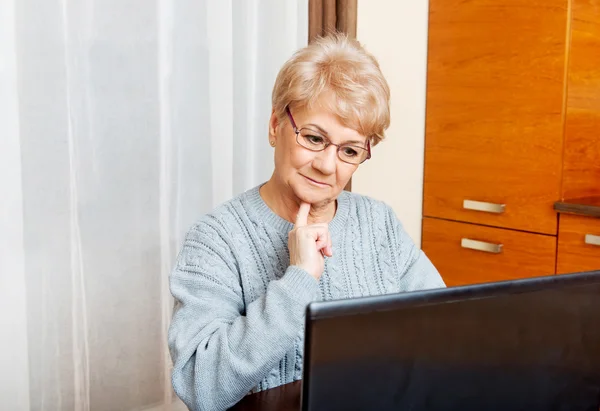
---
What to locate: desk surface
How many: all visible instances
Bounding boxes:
[228,381,600,411]
[229,381,301,411]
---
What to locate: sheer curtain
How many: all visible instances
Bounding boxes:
[0,0,307,410]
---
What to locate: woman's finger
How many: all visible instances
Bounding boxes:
[315,238,328,250]
[294,202,311,227]
[325,231,333,257]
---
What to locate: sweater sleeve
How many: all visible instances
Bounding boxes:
[168,220,319,411]
[385,205,446,291]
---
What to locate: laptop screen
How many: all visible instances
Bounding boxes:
[303,271,600,411]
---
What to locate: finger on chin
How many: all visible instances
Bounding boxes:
[295,202,311,227]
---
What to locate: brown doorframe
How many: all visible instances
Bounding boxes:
[308,0,357,191]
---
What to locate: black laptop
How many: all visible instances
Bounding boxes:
[302,270,600,411]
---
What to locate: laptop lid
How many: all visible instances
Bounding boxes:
[302,271,600,411]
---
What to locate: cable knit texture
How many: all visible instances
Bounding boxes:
[168,184,445,411]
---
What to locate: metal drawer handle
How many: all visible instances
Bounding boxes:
[463,199,506,214]
[585,234,600,246]
[461,238,503,254]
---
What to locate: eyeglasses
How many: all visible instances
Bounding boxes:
[285,107,371,165]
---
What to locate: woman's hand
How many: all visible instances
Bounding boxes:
[288,202,333,280]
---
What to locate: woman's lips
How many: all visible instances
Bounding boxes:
[302,175,329,187]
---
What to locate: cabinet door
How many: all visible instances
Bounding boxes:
[562,0,600,199]
[423,0,567,235]
[557,214,600,274]
[422,217,557,287]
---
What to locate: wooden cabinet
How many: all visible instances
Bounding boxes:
[422,217,557,287]
[423,0,567,235]
[557,214,600,274]
[422,0,600,285]
[561,0,600,200]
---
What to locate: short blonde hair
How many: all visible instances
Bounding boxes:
[272,32,390,146]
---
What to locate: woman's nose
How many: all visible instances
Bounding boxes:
[313,145,338,175]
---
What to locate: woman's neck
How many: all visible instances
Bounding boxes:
[260,176,336,225]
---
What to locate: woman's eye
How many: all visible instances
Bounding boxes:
[307,135,325,144]
[342,147,358,157]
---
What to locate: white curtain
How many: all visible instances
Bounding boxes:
[0,0,308,410]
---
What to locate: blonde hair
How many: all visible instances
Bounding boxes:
[271,32,390,146]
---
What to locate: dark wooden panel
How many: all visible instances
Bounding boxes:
[554,196,600,218]
[230,381,301,411]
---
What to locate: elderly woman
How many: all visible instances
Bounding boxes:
[168,33,445,411]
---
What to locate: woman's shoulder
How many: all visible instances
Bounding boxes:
[341,192,416,253]
[185,187,257,241]
[341,190,411,234]
[342,190,394,219]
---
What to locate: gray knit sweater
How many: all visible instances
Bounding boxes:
[168,185,445,411]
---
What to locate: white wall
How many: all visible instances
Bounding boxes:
[353,0,430,245]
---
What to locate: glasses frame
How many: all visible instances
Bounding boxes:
[285,106,371,165]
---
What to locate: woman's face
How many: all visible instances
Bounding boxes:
[269,99,369,207]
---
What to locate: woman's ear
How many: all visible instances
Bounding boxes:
[269,109,279,142]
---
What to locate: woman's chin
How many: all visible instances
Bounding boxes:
[291,183,337,205]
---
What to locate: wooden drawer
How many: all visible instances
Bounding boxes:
[422,217,557,287]
[557,214,600,274]
[423,0,567,235]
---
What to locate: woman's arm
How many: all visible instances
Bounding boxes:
[168,220,318,411]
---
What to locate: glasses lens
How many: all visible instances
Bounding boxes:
[296,128,370,165]
[298,129,327,151]
[338,145,368,164]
